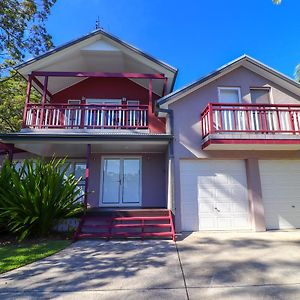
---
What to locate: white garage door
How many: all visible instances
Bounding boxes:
[259,160,300,229]
[180,160,250,231]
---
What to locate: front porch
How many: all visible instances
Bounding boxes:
[0,133,172,210]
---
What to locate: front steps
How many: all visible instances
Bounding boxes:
[73,209,175,241]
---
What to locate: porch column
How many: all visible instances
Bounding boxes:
[84,144,91,208]
[7,144,14,164]
[245,158,266,231]
[22,74,32,128]
[39,76,48,129]
[148,79,153,113]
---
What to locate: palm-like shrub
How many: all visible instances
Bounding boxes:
[0,158,84,240]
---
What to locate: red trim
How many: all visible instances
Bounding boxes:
[32,76,52,98]
[31,71,166,79]
[84,144,91,208]
[39,76,48,128]
[23,103,149,130]
[201,102,300,137]
[202,138,300,149]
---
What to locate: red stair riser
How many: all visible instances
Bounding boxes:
[74,209,175,241]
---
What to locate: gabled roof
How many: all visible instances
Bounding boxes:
[158,55,300,108]
[16,29,178,96]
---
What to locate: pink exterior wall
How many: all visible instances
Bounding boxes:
[51,77,166,133]
[169,66,300,231]
[88,153,167,208]
[170,66,300,160]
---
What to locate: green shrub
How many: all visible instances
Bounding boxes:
[0,158,84,240]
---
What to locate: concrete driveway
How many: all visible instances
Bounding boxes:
[0,231,300,299]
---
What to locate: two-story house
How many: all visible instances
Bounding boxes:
[1,30,300,238]
[0,30,177,239]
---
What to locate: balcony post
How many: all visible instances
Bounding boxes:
[84,144,91,209]
[208,103,214,134]
[148,79,153,113]
[39,76,48,129]
[22,74,32,128]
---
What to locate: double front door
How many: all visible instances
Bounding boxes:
[100,158,141,207]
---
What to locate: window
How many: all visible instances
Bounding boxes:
[218,87,241,104]
[68,99,81,105]
[217,87,242,131]
[127,100,140,106]
[64,161,86,201]
[250,88,270,104]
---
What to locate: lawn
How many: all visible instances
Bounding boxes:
[0,240,71,274]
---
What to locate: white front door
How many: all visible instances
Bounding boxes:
[100,158,141,207]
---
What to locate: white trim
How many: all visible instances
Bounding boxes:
[68,99,81,105]
[99,156,142,207]
[217,87,242,103]
[249,87,273,104]
[86,99,122,105]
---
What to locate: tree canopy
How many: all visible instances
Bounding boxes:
[0,73,39,132]
[0,0,57,76]
[0,0,56,133]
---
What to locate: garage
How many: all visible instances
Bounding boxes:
[180,160,251,231]
[259,160,300,230]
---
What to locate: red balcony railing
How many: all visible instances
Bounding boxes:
[201,103,300,137]
[23,103,148,129]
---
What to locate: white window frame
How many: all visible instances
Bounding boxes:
[249,87,273,104]
[218,87,242,104]
[68,99,81,105]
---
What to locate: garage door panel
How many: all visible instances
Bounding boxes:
[259,160,300,230]
[181,160,250,231]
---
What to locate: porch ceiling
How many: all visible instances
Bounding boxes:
[0,133,171,157]
[17,32,176,96]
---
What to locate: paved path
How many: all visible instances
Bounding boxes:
[1,231,300,299]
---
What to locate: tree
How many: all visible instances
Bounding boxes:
[0,73,40,132]
[0,0,57,76]
[0,0,56,132]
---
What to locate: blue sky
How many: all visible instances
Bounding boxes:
[46,0,300,90]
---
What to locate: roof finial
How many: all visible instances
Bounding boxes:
[95,17,100,30]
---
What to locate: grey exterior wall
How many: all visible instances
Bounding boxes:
[168,66,300,231]
[88,153,167,208]
[2,152,167,208]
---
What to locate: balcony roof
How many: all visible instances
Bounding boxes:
[16,29,178,96]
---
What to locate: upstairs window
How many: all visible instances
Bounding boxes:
[218,87,241,104]
[250,88,271,104]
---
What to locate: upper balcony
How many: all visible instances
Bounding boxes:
[23,102,149,130]
[201,103,300,150]
[21,71,168,134]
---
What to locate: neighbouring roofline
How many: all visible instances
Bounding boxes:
[158,55,300,107]
[15,29,178,76]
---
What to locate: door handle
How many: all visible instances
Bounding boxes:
[214,207,220,212]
